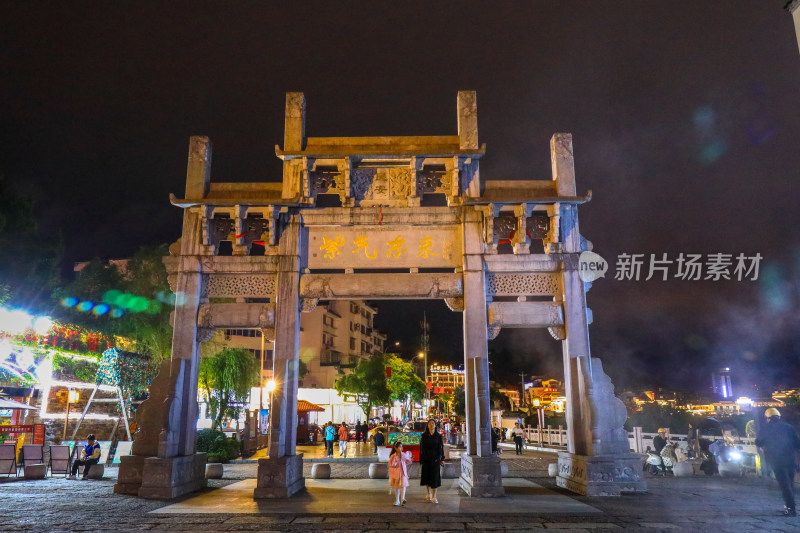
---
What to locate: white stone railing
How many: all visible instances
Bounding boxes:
[514,426,758,455]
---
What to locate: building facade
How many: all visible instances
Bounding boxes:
[711,367,733,399]
[212,300,386,390]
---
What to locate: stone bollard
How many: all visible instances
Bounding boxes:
[24,464,47,480]
[205,463,223,479]
[548,463,559,477]
[86,464,105,480]
[368,463,388,479]
[672,461,693,477]
[311,463,331,479]
[377,447,391,462]
[440,462,460,479]
[718,462,741,478]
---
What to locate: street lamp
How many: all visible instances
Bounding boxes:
[63,389,80,440]
[266,379,276,410]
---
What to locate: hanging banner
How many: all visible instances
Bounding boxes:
[33,424,45,444]
[0,425,32,433]
[260,409,269,435]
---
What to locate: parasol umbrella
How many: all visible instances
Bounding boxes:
[0,397,37,410]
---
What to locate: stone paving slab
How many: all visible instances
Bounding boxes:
[152,478,600,515]
[2,454,800,532]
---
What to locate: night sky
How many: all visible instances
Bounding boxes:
[3,3,800,396]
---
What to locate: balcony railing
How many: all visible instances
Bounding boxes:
[319,350,343,366]
[339,354,358,368]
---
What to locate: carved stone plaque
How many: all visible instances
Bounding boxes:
[307,225,462,269]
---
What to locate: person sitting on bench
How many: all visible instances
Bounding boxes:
[68,434,101,479]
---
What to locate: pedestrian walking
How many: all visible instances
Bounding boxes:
[512,423,524,455]
[420,419,445,503]
[388,441,412,506]
[338,422,349,457]
[324,421,335,457]
[755,408,800,516]
[373,428,385,454]
[687,423,701,459]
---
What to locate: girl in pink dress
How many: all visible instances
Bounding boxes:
[388,441,413,506]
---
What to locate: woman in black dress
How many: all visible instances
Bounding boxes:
[419,419,445,503]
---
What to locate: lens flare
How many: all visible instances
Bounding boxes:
[103,290,122,306]
[129,296,149,313]
[93,304,110,316]
[110,308,125,319]
[62,297,79,308]
[77,301,94,312]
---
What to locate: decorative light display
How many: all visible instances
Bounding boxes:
[0,305,141,421]
[96,348,152,397]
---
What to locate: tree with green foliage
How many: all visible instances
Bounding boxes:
[385,353,426,417]
[335,353,392,418]
[490,385,510,411]
[198,347,260,430]
[0,174,62,309]
[54,244,174,362]
[453,385,466,418]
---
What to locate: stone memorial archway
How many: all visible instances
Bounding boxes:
[114,92,645,500]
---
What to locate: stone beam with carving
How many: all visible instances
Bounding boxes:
[299,273,462,300]
[196,303,276,329]
[487,302,564,328]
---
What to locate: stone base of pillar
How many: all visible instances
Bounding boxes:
[253,454,305,499]
[114,454,146,495]
[556,451,647,496]
[128,454,208,500]
[457,453,504,497]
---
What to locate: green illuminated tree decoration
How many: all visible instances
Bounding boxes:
[96,348,152,398]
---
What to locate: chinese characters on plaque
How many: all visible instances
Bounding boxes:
[309,227,462,269]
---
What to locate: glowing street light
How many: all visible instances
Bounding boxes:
[33,316,53,335]
[0,307,32,335]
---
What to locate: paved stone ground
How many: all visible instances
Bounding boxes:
[1,453,798,532]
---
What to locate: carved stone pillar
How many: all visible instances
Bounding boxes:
[551,135,646,496]
[458,208,503,497]
[115,141,210,500]
[255,215,305,498]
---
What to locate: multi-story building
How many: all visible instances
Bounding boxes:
[213,300,386,390]
[427,364,464,394]
[711,368,734,399]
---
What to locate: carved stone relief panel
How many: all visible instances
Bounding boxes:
[206,275,277,298]
[417,168,452,196]
[492,213,517,244]
[208,216,235,249]
[526,213,550,240]
[240,216,270,248]
[360,167,414,206]
[485,273,560,297]
[350,168,375,203]
[309,168,346,202]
